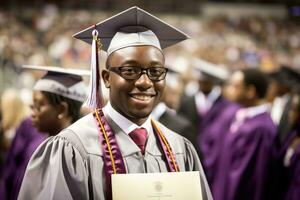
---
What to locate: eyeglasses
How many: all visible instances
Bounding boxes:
[30,104,42,113]
[109,66,168,81]
[30,103,50,113]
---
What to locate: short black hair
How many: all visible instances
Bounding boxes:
[242,68,269,98]
[42,91,83,122]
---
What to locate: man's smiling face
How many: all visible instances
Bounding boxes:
[102,45,165,125]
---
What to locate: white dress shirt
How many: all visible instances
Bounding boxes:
[102,101,153,136]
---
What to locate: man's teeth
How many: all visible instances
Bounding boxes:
[132,94,152,101]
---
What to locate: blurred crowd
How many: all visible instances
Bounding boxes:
[1,5,300,91]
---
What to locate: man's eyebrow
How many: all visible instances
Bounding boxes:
[106,60,137,68]
[118,60,164,66]
[148,61,164,65]
[121,60,139,65]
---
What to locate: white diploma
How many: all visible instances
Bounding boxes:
[112,171,202,200]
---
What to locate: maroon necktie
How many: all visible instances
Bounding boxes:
[129,128,148,154]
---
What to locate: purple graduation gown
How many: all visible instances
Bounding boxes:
[285,141,300,200]
[278,131,300,200]
[198,97,235,134]
[197,99,240,188]
[0,117,47,200]
[213,112,276,200]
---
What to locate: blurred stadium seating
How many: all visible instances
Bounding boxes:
[0,2,299,93]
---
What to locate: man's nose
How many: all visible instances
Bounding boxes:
[30,110,36,119]
[135,73,153,89]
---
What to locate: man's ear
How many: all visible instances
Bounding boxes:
[246,85,256,99]
[102,69,110,88]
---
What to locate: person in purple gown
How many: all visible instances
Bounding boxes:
[275,71,300,200]
[178,60,237,156]
[268,66,296,147]
[279,127,300,200]
[0,117,47,200]
[0,66,87,200]
[212,68,277,200]
[198,101,240,190]
[281,72,300,200]
[282,129,300,200]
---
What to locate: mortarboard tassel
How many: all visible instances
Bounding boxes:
[84,28,103,109]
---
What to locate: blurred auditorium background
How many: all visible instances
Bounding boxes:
[0,0,299,94]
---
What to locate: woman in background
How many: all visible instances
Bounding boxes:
[0,66,88,200]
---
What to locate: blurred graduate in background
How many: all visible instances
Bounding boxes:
[0,65,88,200]
[152,67,197,149]
[213,68,276,200]
[270,66,300,200]
[177,59,238,156]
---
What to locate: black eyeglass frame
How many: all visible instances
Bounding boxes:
[108,66,168,81]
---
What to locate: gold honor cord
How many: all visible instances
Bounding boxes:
[94,109,117,174]
[151,119,179,172]
[97,37,103,50]
[92,25,103,51]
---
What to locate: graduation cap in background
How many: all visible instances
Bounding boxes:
[73,6,190,109]
[191,58,230,83]
[271,66,300,144]
[268,65,300,90]
[22,65,89,102]
[164,66,183,89]
[281,65,300,91]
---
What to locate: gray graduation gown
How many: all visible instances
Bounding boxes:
[18,113,212,200]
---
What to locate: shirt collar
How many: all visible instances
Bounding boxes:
[102,101,152,135]
[195,86,221,113]
[208,86,221,103]
[238,103,271,119]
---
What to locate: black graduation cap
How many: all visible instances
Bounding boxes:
[268,66,300,89]
[281,66,300,91]
[192,58,230,83]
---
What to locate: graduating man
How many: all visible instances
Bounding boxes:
[18,7,212,200]
[213,68,277,200]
